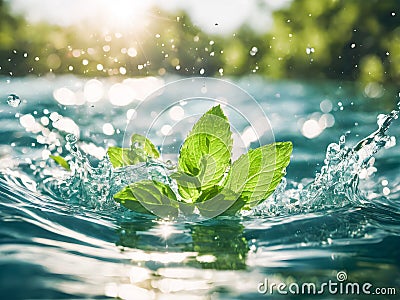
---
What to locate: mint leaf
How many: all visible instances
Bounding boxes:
[170,171,200,201]
[226,142,292,207]
[107,146,144,168]
[113,180,179,218]
[178,105,232,198]
[131,134,160,158]
[107,134,160,168]
[113,184,151,214]
[50,155,70,171]
[195,186,245,217]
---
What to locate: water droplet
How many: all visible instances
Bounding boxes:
[199,68,205,75]
[339,135,346,146]
[165,160,176,170]
[326,143,340,159]
[249,46,258,56]
[7,94,21,108]
[306,47,315,55]
[66,133,78,145]
[132,141,144,149]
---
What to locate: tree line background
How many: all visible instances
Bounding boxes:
[1,0,399,86]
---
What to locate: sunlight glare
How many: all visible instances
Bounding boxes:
[84,79,103,103]
[157,223,174,239]
[100,0,150,30]
[169,106,185,121]
[301,119,323,139]
[108,83,136,106]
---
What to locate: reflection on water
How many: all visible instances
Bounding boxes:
[117,220,248,270]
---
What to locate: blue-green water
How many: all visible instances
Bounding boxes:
[1,76,399,299]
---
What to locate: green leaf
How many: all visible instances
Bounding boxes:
[113,180,179,219]
[178,105,232,198]
[195,186,245,217]
[170,171,201,202]
[226,142,292,208]
[130,134,160,159]
[178,201,196,216]
[113,184,151,215]
[50,155,70,171]
[107,146,143,168]
[107,134,159,168]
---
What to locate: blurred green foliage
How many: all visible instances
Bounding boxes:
[0,0,399,84]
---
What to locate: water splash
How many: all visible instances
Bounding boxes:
[253,103,399,216]
[53,133,113,209]
[45,104,399,217]
[7,94,21,107]
[49,133,173,212]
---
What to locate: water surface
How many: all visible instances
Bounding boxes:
[0,75,399,299]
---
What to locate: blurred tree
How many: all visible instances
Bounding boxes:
[264,0,400,84]
[0,0,399,86]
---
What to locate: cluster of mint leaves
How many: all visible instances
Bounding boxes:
[51,105,292,219]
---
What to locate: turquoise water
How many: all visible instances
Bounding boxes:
[1,75,399,299]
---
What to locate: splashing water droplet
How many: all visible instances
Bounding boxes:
[377,114,387,126]
[7,94,21,107]
[306,47,315,55]
[339,134,346,147]
[66,133,78,145]
[165,160,176,170]
[249,46,258,56]
[132,141,143,149]
[325,143,340,160]
[253,101,400,217]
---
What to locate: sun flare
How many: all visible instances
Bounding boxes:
[97,0,151,31]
